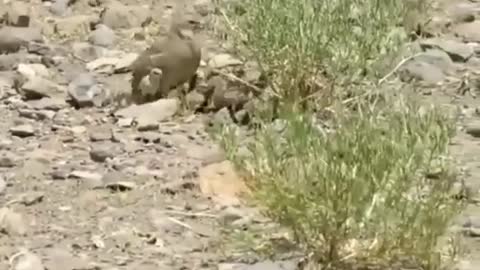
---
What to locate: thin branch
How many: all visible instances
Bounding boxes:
[378,52,425,85]
[161,210,217,218]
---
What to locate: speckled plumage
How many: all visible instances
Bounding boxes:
[129,15,202,104]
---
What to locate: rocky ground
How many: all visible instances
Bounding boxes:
[1,0,480,269]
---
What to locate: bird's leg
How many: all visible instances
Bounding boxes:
[187,73,198,92]
[154,74,172,100]
[144,93,156,103]
[130,74,145,104]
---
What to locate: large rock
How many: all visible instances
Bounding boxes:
[11,250,45,270]
[453,21,480,43]
[198,160,249,206]
[71,42,104,62]
[218,261,297,270]
[86,53,138,74]
[17,63,51,79]
[420,38,474,62]
[0,207,28,236]
[0,54,24,71]
[114,98,179,124]
[398,49,455,84]
[88,24,116,47]
[208,53,243,69]
[447,2,477,24]
[53,15,94,37]
[20,76,63,100]
[100,3,151,30]
[2,1,30,27]
[67,73,106,108]
[0,72,16,99]
[0,27,43,53]
[49,0,72,16]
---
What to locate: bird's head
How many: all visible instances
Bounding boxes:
[169,5,203,39]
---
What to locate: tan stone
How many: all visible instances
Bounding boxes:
[198,160,249,206]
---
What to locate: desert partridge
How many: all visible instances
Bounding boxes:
[130,13,202,104]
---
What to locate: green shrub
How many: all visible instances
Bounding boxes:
[219,0,428,104]
[220,98,459,268]
[215,0,461,268]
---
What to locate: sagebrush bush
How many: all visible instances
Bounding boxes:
[220,98,459,268]
[215,0,461,268]
[220,0,428,104]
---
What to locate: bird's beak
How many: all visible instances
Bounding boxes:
[179,28,195,39]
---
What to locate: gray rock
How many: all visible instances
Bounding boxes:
[67,73,105,108]
[454,21,480,43]
[186,144,226,165]
[103,176,136,191]
[3,1,30,27]
[100,3,152,30]
[455,259,480,270]
[148,210,186,234]
[136,116,159,131]
[186,91,205,110]
[58,62,88,82]
[12,251,45,270]
[462,216,480,237]
[218,206,245,225]
[194,0,214,17]
[466,123,480,138]
[89,128,112,142]
[43,248,90,270]
[51,168,69,180]
[88,0,104,7]
[218,261,297,270]
[448,3,477,24]
[28,98,67,111]
[0,177,5,195]
[243,61,263,83]
[18,109,55,120]
[213,89,249,110]
[20,76,63,100]
[88,24,116,47]
[420,38,474,62]
[27,42,53,56]
[17,63,50,79]
[0,152,17,167]
[208,53,243,69]
[212,107,233,126]
[72,42,105,62]
[0,54,23,71]
[0,207,28,236]
[85,57,117,74]
[114,53,138,73]
[90,144,116,162]
[114,98,179,123]
[68,170,103,182]
[0,72,16,99]
[398,49,455,84]
[399,61,445,83]
[116,117,133,127]
[49,0,71,16]
[53,15,94,37]
[10,124,35,137]
[414,49,454,73]
[0,27,43,53]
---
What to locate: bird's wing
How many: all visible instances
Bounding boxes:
[149,53,169,69]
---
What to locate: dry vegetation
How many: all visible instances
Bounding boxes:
[212,0,464,268]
